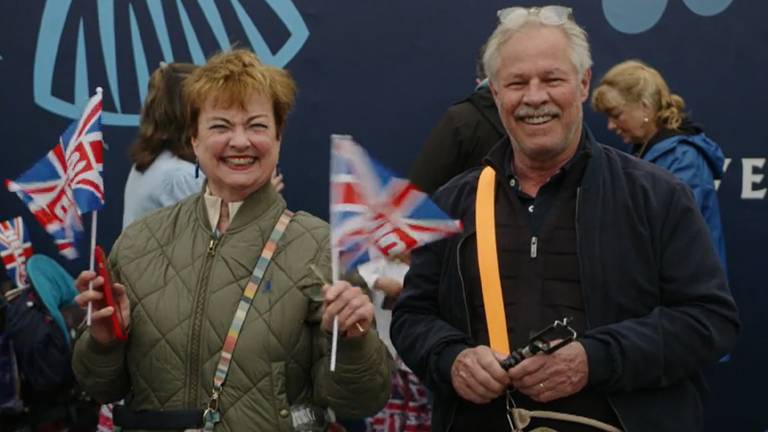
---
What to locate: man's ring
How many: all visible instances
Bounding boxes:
[539,382,545,389]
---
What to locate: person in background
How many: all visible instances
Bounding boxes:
[72,49,391,431]
[408,44,505,195]
[591,59,727,270]
[1,255,98,432]
[391,6,738,432]
[122,62,203,228]
[358,255,431,432]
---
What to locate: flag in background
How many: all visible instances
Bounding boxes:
[330,135,462,273]
[0,216,34,288]
[5,90,104,259]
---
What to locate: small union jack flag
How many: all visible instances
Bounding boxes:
[6,90,104,259]
[330,135,462,272]
[0,217,34,288]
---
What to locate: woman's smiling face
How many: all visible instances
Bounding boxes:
[192,92,279,202]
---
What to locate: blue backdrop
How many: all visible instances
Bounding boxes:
[0,1,764,429]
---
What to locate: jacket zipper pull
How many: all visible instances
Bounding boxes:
[208,232,220,256]
[208,229,221,256]
[530,236,538,258]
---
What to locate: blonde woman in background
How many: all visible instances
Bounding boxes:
[592,59,727,270]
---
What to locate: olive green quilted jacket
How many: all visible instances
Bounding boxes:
[72,185,392,431]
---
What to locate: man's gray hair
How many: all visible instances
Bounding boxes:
[482,12,593,84]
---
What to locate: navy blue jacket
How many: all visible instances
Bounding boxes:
[391,132,739,432]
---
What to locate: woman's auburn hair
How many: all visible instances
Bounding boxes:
[591,59,686,130]
[184,49,297,140]
[129,62,198,172]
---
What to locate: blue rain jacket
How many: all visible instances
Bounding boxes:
[643,132,727,272]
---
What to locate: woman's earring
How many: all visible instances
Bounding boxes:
[643,117,649,123]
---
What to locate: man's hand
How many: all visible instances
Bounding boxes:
[507,341,588,402]
[322,280,374,338]
[451,346,510,404]
[73,270,131,345]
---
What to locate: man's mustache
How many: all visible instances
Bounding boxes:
[514,106,561,119]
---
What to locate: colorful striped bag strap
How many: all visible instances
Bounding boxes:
[203,209,294,431]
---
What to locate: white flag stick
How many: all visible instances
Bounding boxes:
[329,135,342,372]
[86,211,97,325]
[329,246,341,372]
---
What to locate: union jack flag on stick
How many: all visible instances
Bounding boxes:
[331,134,462,273]
[6,88,105,260]
[0,216,34,288]
[328,134,462,370]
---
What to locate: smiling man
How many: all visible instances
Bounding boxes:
[391,6,738,432]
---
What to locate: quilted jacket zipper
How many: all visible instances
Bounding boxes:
[185,231,220,407]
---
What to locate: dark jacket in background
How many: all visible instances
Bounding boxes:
[408,86,505,194]
[392,131,739,432]
[4,294,71,398]
[1,291,98,432]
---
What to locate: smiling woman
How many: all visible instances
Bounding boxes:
[186,50,295,212]
[192,94,278,205]
[70,49,392,431]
